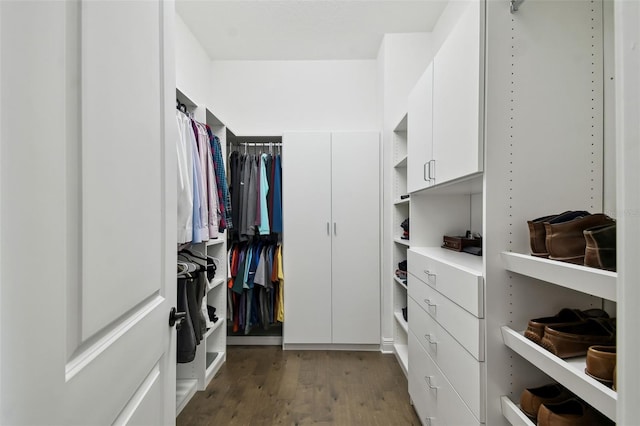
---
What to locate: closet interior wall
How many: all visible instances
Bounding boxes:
[175,89,228,414]
[226,134,284,346]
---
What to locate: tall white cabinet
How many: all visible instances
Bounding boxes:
[283,132,381,346]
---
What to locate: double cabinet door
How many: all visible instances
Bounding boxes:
[408,0,484,193]
[282,132,380,345]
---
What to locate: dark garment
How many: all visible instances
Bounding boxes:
[177,278,196,363]
[185,276,202,343]
[271,154,283,233]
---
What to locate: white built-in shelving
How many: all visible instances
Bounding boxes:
[394,275,408,290]
[394,343,409,376]
[176,379,199,416]
[500,396,535,426]
[394,237,410,247]
[394,310,409,333]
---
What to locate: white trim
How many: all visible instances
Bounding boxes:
[282,344,380,351]
[227,336,283,346]
[380,338,395,354]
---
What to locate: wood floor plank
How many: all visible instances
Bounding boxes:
[177,346,420,425]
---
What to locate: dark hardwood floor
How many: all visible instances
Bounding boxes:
[177,346,420,425]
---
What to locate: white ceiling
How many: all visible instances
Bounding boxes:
[176,1,448,60]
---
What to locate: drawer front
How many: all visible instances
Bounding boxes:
[409,331,481,426]
[408,278,484,360]
[408,250,484,317]
[408,298,484,421]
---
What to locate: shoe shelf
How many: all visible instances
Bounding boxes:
[394,343,409,377]
[205,351,225,385]
[207,277,226,292]
[394,197,410,205]
[394,310,409,333]
[501,326,617,422]
[394,237,411,247]
[176,379,198,415]
[394,275,408,290]
[500,396,535,426]
[501,252,616,302]
[394,155,408,169]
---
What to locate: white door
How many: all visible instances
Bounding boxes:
[407,63,434,193]
[330,132,381,344]
[432,0,483,185]
[282,133,333,344]
[0,1,177,424]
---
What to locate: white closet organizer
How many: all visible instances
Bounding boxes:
[282,131,381,348]
[392,114,409,374]
[396,0,615,424]
[175,89,228,415]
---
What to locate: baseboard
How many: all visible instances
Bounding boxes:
[227,336,283,346]
[282,343,381,351]
[380,338,394,354]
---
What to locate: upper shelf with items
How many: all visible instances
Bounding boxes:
[501,252,616,301]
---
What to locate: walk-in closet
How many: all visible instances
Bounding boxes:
[1,0,638,425]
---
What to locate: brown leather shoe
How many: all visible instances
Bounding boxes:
[524,308,609,345]
[537,398,614,426]
[519,383,573,420]
[545,214,615,264]
[528,214,560,257]
[541,318,615,358]
[584,223,617,271]
[585,345,616,385]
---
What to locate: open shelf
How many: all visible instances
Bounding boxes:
[205,351,225,384]
[394,237,410,247]
[501,326,616,421]
[393,112,408,132]
[500,396,535,426]
[204,317,225,339]
[394,311,409,333]
[501,252,616,301]
[394,197,410,205]
[394,275,408,290]
[414,172,483,196]
[394,156,408,168]
[207,277,226,292]
[410,246,483,276]
[206,238,225,247]
[394,343,409,377]
[176,379,198,415]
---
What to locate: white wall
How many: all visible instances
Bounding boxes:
[378,33,432,345]
[209,60,378,134]
[175,13,210,107]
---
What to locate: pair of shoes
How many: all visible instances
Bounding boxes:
[524,308,609,345]
[520,384,614,425]
[541,318,616,359]
[527,211,615,267]
[585,345,616,387]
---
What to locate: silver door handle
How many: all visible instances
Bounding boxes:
[429,159,436,180]
[334,222,337,236]
[423,162,428,181]
[327,222,330,235]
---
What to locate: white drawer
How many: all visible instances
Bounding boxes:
[408,298,485,421]
[408,248,484,317]
[409,331,482,426]
[408,277,484,360]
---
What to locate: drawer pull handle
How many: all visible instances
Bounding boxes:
[424,376,439,392]
[425,334,438,346]
[426,417,435,426]
[424,299,438,312]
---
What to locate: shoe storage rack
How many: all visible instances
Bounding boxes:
[392,113,409,375]
[394,0,623,424]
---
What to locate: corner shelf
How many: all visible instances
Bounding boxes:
[394,237,410,247]
[394,311,409,333]
[501,252,616,301]
[176,379,198,415]
[394,275,408,290]
[500,396,535,426]
[501,326,616,421]
[394,197,410,205]
[207,277,226,292]
[394,343,409,377]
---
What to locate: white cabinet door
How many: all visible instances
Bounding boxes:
[330,132,381,344]
[282,133,333,344]
[432,0,483,185]
[408,63,434,193]
[0,1,175,424]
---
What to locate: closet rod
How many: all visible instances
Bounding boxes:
[231,142,282,146]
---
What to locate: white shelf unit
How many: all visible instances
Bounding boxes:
[501,252,616,301]
[500,396,535,426]
[175,88,229,413]
[501,327,617,421]
[392,112,410,375]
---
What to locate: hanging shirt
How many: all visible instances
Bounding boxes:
[276,245,284,322]
[258,153,270,235]
[189,122,205,244]
[271,154,283,233]
[176,111,193,244]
